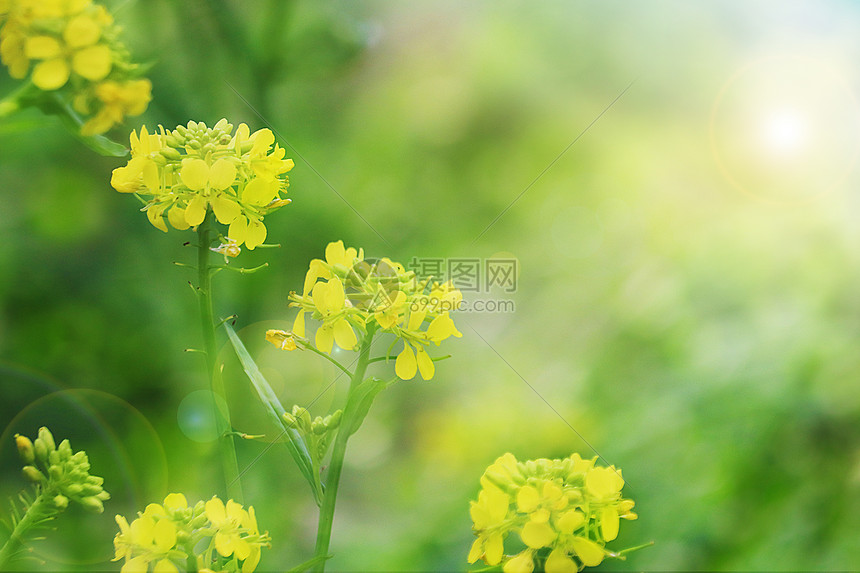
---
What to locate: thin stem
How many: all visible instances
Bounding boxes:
[197,212,243,503]
[299,340,353,376]
[0,490,49,567]
[312,326,376,572]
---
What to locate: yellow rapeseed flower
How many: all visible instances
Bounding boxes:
[114,493,268,573]
[0,0,151,133]
[279,240,463,380]
[468,453,639,572]
[111,119,293,249]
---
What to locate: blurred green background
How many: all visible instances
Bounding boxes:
[3,0,860,570]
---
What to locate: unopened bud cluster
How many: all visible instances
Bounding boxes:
[283,405,343,460]
[113,493,269,572]
[15,427,109,513]
[468,453,638,573]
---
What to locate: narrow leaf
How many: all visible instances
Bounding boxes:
[223,322,322,503]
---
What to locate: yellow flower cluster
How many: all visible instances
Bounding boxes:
[110,119,293,249]
[0,0,151,134]
[468,453,637,573]
[113,493,269,573]
[270,240,463,380]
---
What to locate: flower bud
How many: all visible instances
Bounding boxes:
[282,413,297,429]
[65,483,84,496]
[86,475,105,486]
[96,490,111,501]
[15,434,35,464]
[48,450,60,466]
[22,465,45,482]
[81,483,103,496]
[58,439,73,461]
[79,496,105,513]
[54,495,69,510]
[311,417,327,435]
[327,410,343,429]
[33,437,48,463]
[49,465,64,481]
[38,427,55,452]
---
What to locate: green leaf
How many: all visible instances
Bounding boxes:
[40,93,129,157]
[285,553,332,573]
[344,377,391,437]
[223,322,323,504]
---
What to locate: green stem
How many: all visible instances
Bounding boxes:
[197,212,243,503]
[0,491,49,567]
[312,326,376,572]
[0,81,32,120]
[299,340,353,376]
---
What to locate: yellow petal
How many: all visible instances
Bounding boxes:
[395,344,417,380]
[167,206,190,230]
[205,497,227,524]
[325,240,346,266]
[467,538,483,564]
[233,536,251,560]
[129,516,155,545]
[32,58,70,90]
[521,521,555,549]
[333,318,356,351]
[181,158,209,191]
[544,549,577,573]
[585,467,624,498]
[315,324,334,354]
[244,220,267,250]
[601,506,620,541]
[25,36,62,59]
[243,177,276,205]
[571,536,604,567]
[556,509,585,535]
[185,195,207,226]
[121,557,148,573]
[147,204,168,232]
[209,158,237,190]
[163,493,187,510]
[210,194,240,224]
[293,310,306,337]
[142,160,159,193]
[228,216,248,245]
[153,519,176,551]
[416,346,435,380]
[407,310,426,331]
[214,530,235,557]
[242,546,261,573]
[516,485,540,513]
[72,44,111,80]
[484,532,504,566]
[426,313,462,343]
[503,551,534,573]
[324,277,346,313]
[153,559,179,573]
[64,15,101,47]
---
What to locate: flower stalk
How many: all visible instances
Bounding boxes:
[197,212,243,503]
[312,325,376,572]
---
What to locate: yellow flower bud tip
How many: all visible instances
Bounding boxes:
[265,329,298,351]
[15,434,35,464]
[22,465,45,483]
[38,427,56,451]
